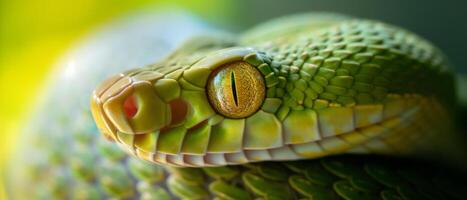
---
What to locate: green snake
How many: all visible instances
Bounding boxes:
[5,12,467,199]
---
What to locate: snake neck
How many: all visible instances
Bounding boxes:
[254,20,452,107]
[239,20,459,159]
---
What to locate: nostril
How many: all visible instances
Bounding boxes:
[169,99,188,126]
[123,95,138,118]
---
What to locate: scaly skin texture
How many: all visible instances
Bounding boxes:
[91,13,459,167]
[5,13,467,200]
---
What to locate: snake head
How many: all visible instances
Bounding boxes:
[91,47,283,166]
[91,22,455,167]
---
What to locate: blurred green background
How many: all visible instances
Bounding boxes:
[1,0,466,198]
[0,1,234,198]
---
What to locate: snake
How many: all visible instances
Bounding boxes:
[4,12,467,200]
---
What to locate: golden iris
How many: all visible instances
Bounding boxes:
[207,61,265,118]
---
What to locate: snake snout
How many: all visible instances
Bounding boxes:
[91,71,191,143]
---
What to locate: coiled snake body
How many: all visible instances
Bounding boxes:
[5,12,467,199]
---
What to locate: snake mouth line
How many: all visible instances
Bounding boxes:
[130,107,417,167]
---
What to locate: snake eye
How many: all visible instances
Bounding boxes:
[207,61,265,118]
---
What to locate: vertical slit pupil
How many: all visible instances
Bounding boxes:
[230,71,238,106]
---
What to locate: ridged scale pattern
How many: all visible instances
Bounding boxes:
[12,120,467,200]
[251,20,450,111]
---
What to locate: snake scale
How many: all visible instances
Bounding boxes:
[4,12,467,200]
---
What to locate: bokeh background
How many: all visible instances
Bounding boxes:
[1,0,466,199]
